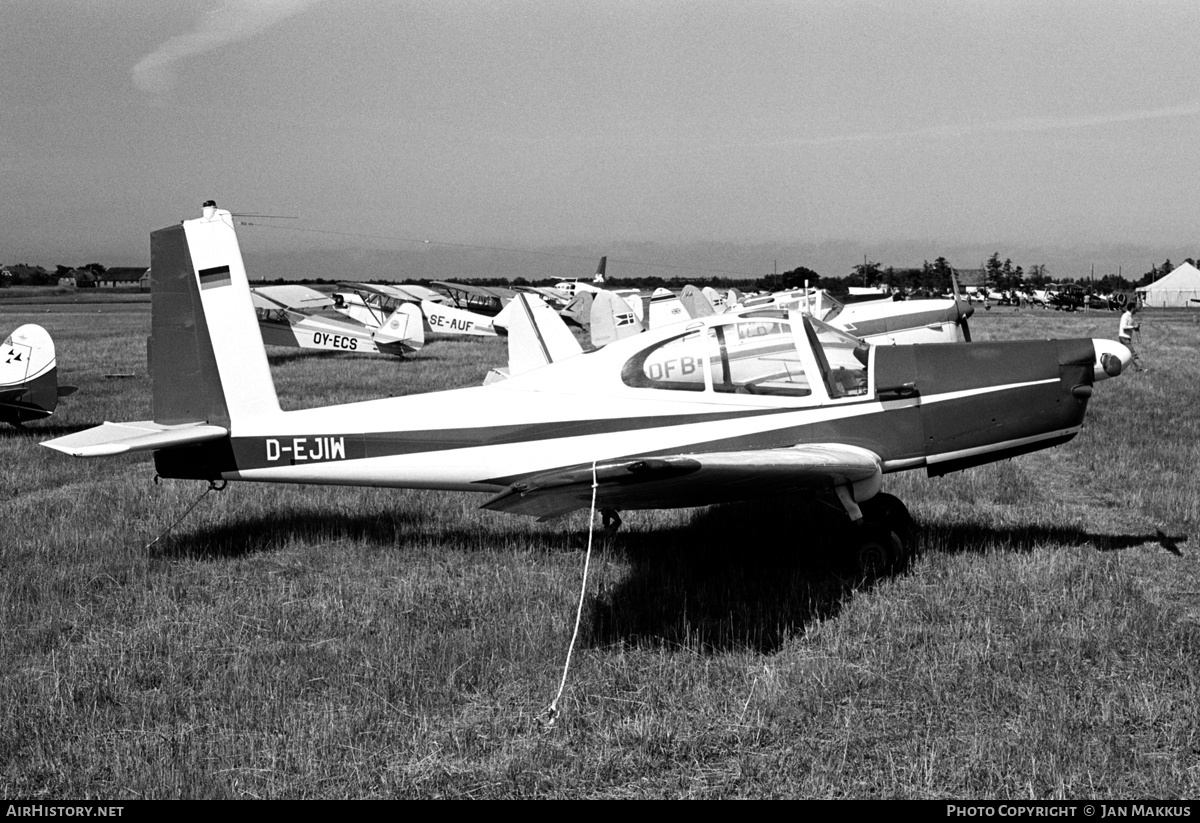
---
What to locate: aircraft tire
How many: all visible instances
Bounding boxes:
[860,493,913,548]
[850,524,904,578]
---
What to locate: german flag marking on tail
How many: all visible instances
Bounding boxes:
[199,264,231,290]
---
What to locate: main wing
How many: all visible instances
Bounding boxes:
[481,444,882,520]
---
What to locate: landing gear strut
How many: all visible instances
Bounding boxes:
[599,508,622,536]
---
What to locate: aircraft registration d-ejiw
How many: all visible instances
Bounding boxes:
[43,205,1132,574]
[2,324,76,426]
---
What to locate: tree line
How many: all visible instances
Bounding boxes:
[1,262,110,286]
[7,253,1196,294]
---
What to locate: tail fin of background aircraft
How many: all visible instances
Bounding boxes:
[590,290,644,347]
[701,286,728,313]
[373,303,426,353]
[488,294,583,382]
[559,292,594,328]
[592,255,607,284]
[1,324,71,425]
[643,287,686,330]
[679,284,716,319]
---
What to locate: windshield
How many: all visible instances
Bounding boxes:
[804,316,869,398]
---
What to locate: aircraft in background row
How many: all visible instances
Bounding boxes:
[44,204,1133,575]
[688,282,975,345]
[2,324,76,426]
[336,282,503,337]
[251,285,425,356]
[432,281,516,319]
[578,278,973,351]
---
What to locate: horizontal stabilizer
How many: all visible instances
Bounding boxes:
[482,444,882,519]
[41,420,228,458]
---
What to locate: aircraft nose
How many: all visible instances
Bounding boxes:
[1092,338,1132,381]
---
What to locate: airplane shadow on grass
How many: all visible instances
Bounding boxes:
[926,521,1189,558]
[588,514,1190,653]
[149,495,885,655]
[145,496,1189,655]
[583,503,864,654]
[148,504,581,561]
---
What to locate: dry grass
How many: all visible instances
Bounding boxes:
[2,298,1199,798]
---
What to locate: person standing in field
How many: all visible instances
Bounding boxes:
[1118,304,1144,371]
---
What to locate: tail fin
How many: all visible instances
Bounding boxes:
[148,206,279,425]
[44,203,276,455]
[590,291,644,347]
[679,284,716,318]
[374,303,427,353]
[1,324,66,424]
[701,286,728,313]
[487,294,582,382]
[644,287,685,329]
[592,255,607,284]
[559,291,594,328]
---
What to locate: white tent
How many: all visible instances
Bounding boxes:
[1139,262,1200,308]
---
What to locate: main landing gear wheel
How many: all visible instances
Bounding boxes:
[851,524,905,578]
[859,493,913,546]
[846,493,914,577]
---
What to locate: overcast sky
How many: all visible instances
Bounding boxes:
[3,1,1198,281]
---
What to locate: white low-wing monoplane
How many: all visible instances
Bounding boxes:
[686,284,974,345]
[44,205,1132,574]
[2,324,76,426]
[251,285,425,356]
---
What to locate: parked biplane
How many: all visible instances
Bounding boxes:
[432,281,516,319]
[251,285,424,356]
[1046,284,1086,312]
[2,324,76,426]
[44,205,1132,575]
[336,282,502,337]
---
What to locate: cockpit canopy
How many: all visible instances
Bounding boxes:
[621,311,868,400]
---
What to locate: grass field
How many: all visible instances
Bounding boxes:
[2,298,1199,798]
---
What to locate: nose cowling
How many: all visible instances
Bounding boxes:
[1093,338,1132,381]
